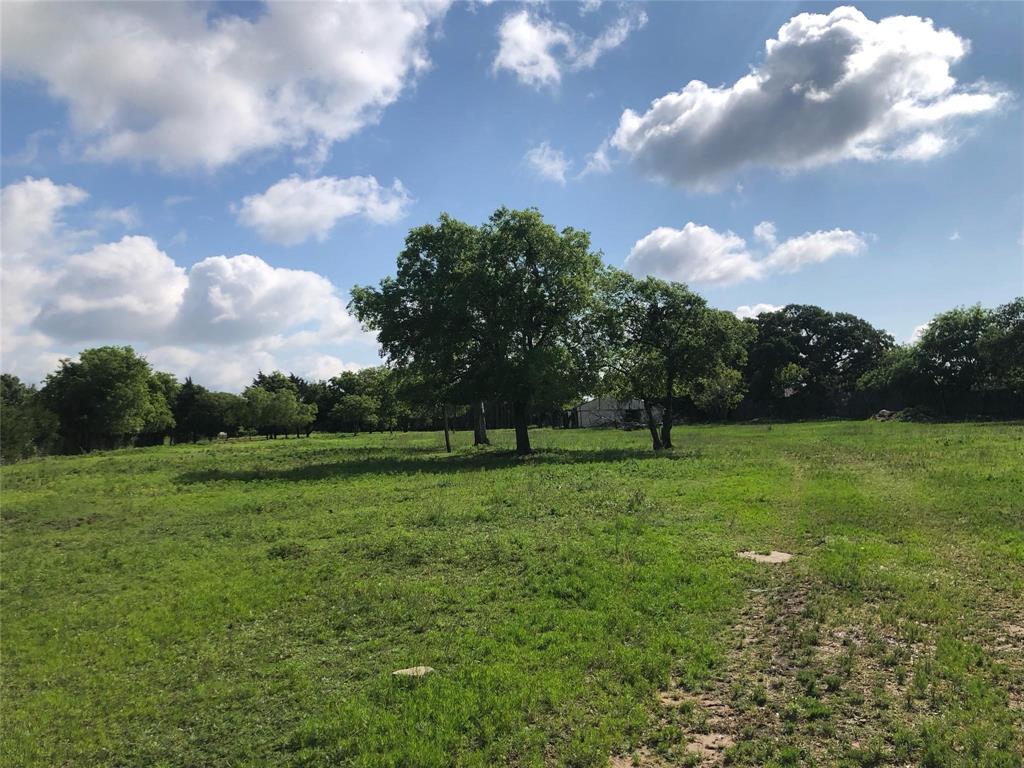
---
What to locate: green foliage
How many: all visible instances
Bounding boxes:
[981,298,1024,394]
[0,374,58,462]
[475,208,605,409]
[599,271,753,446]
[916,304,992,396]
[354,208,607,452]
[39,346,176,452]
[330,394,380,433]
[242,385,315,438]
[173,378,246,441]
[351,214,483,407]
[746,305,894,416]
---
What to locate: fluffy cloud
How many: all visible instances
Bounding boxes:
[493,11,572,88]
[1,178,90,353]
[36,237,188,342]
[172,254,360,346]
[735,303,784,320]
[237,175,412,245]
[493,8,646,89]
[626,224,763,286]
[625,220,865,285]
[610,6,1009,188]
[0,177,372,389]
[764,229,865,272]
[524,142,571,183]
[1,1,448,171]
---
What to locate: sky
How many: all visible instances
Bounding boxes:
[2,0,1022,391]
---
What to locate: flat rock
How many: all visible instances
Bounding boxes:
[737,550,793,564]
[392,665,434,678]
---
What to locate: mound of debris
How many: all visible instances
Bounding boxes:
[871,407,935,423]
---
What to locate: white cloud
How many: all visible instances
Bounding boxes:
[610,6,1009,188]
[237,175,412,245]
[36,236,188,342]
[579,0,602,15]
[753,221,778,247]
[909,322,930,344]
[524,142,571,184]
[626,224,763,286]
[172,254,362,346]
[735,303,784,320]
[493,8,646,89]
[493,11,573,88]
[1,1,449,171]
[625,220,865,285]
[579,139,613,177]
[949,230,961,241]
[764,228,865,272]
[572,9,648,70]
[1,177,374,388]
[1,178,91,363]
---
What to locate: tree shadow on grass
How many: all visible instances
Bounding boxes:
[175,445,697,484]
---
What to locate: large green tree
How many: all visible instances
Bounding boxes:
[600,271,752,450]
[40,346,175,452]
[745,305,894,418]
[474,208,605,453]
[351,215,488,450]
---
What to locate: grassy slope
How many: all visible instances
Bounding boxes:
[1,423,1022,767]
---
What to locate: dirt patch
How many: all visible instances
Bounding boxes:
[686,733,735,758]
[737,550,793,563]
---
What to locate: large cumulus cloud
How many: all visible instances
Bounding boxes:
[625,220,866,286]
[1,1,449,171]
[0,177,371,389]
[610,6,1009,188]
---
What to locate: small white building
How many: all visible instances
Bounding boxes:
[571,396,661,428]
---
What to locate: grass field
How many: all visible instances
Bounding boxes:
[2,423,1023,767]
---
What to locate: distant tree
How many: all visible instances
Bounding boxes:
[40,346,175,452]
[600,272,752,449]
[288,374,333,432]
[745,305,894,418]
[0,374,58,462]
[915,305,992,415]
[692,363,747,420]
[251,370,299,396]
[857,345,929,411]
[331,394,379,434]
[980,297,1023,395]
[173,379,245,441]
[242,386,311,438]
[137,371,179,446]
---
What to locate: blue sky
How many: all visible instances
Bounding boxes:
[2,1,1022,390]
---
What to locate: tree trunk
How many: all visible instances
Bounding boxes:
[443,405,452,453]
[472,401,490,445]
[644,400,663,451]
[512,400,531,455]
[660,373,674,449]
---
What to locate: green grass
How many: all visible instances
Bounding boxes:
[2,423,1022,767]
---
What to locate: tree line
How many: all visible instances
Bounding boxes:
[0,355,424,462]
[350,207,1022,453]
[2,207,1021,461]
